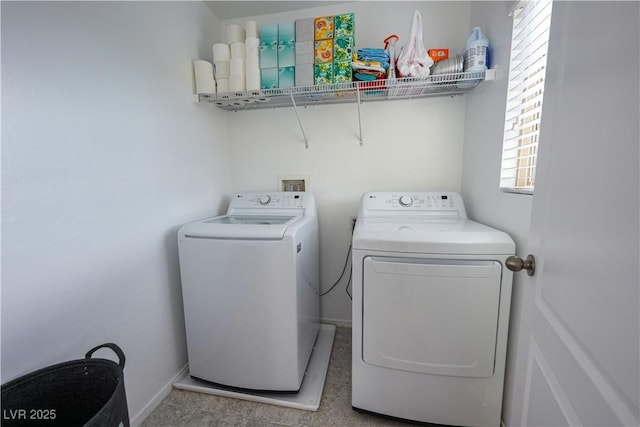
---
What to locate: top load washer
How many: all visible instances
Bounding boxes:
[178,192,319,392]
[351,192,515,427]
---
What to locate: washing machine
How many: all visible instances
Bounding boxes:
[178,192,319,392]
[351,192,515,427]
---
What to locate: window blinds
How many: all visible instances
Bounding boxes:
[500,0,553,194]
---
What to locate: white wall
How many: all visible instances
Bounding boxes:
[1,1,230,423]
[461,2,533,424]
[222,1,473,323]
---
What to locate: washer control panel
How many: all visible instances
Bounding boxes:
[359,192,467,218]
[230,192,307,209]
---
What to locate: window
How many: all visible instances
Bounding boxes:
[500,0,553,194]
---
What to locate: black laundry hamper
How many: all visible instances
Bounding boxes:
[1,343,129,427]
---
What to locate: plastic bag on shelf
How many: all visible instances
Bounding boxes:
[396,10,434,78]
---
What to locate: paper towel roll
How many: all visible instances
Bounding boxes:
[246,72,261,91]
[245,54,260,73]
[216,78,229,94]
[230,42,245,59]
[193,60,216,94]
[212,43,230,62]
[245,37,260,56]
[245,20,259,39]
[230,58,245,76]
[230,75,246,92]
[214,61,230,79]
[227,24,245,44]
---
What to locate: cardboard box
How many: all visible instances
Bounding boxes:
[278,22,295,45]
[314,39,334,63]
[259,45,278,69]
[278,43,296,67]
[333,60,352,83]
[428,48,449,62]
[295,64,314,86]
[260,23,278,47]
[260,68,278,89]
[335,13,355,38]
[314,62,333,85]
[334,37,354,62]
[295,18,314,42]
[296,54,314,65]
[314,16,334,40]
[278,66,295,88]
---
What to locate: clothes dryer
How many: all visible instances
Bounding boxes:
[178,192,319,392]
[352,192,515,427]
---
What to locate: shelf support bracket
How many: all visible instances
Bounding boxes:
[289,93,309,148]
[356,87,363,146]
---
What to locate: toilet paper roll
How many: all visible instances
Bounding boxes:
[212,43,230,62]
[230,58,245,76]
[230,42,245,59]
[214,61,230,79]
[245,20,259,39]
[245,54,260,74]
[193,60,216,94]
[245,37,260,56]
[226,24,245,44]
[216,78,229,94]
[230,75,246,92]
[246,72,261,91]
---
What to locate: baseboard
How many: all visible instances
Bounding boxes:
[320,317,352,328]
[130,363,189,427]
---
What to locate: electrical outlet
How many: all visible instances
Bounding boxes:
[350,216,357,234]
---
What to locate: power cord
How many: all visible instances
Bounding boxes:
[319,243,352,297]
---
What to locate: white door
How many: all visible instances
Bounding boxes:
[509,2,639,426]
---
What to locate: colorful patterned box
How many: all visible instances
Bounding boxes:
[314,16,334,40]
[314,62,333,85]
[314,39,334,63]
[333,60,352,83]
[335,13,355,38]
[333,37,354,62]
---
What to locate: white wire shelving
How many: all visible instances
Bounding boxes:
[194,70,489,148]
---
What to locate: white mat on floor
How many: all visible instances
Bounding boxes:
[173,324,336,411]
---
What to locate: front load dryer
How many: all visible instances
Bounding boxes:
[351,192,515,427]
[178,192,319,392]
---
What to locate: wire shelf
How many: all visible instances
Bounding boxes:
[198,71,486,111]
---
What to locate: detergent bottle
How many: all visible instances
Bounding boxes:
[463,27,489,72]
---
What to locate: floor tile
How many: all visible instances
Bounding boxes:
[143,326,385,427]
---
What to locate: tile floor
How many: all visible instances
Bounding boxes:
[141,326,414,426]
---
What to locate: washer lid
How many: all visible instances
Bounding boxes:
[352,217,515,254]
[180,214,301,240]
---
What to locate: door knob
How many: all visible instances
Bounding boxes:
[506,254,536,276]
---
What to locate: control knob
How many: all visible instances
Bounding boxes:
[399,195,413,207]
[259,195,271,205]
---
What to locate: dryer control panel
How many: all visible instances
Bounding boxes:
[358,192,467,219]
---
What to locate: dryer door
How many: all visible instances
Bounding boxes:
[362,257,502,378]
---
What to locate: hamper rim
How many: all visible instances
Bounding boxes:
[1,358,123,391]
